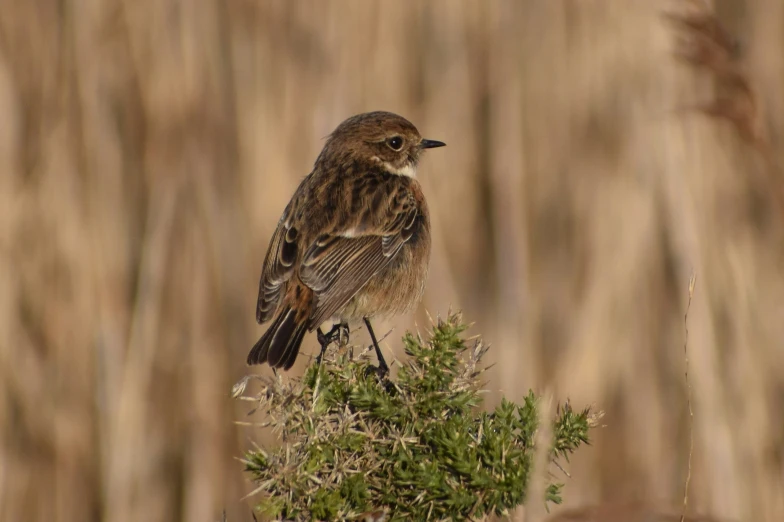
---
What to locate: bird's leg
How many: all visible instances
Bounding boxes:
[363,317,389,377]
[315,322,349,365]
[318,323,348,346]
[315,327,329,366]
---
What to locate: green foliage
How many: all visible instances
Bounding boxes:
[236,313,599,521]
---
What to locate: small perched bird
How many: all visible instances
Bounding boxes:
[247,111,445,374]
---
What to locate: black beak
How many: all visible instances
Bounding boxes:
[420,139,446,149]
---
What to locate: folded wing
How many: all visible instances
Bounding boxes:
[300,192,419,328]
[256,208,299,324]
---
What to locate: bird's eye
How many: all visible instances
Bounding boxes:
[387,136,404,151]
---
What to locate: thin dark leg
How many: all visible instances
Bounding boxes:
[315,327,329,366]
[363,317,389,376]
[315,322,349,365]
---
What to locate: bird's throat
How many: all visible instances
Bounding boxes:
[382,162,417,178]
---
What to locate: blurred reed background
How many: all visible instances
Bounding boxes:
[1,1,783,521]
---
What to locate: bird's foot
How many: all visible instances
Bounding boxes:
[363,361,394,394]
[363,353,390,380]
[315,322,349,365]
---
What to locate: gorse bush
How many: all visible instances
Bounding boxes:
[235,313,599,521]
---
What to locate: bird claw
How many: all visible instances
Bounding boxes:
[316,323,350,366]
[319,323,349,347]
[364,360,389,381]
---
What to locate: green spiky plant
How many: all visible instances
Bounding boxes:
[234,313,599,521]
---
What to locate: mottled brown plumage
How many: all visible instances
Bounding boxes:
[248,111,444,371]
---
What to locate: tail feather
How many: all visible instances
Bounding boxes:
[266,308,297,367]
[279,321,308,370]
[247,306,308,369]
[247,307,288,365]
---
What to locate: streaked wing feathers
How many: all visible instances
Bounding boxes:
[303,236,390,327]
[381,204,417,256]
[256,216,299,324]
[301,202,418,328]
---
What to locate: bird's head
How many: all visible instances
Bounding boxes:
[318,111,445,177]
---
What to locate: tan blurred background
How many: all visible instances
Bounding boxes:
[1,1,783,521]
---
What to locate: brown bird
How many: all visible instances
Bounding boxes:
[247,111,445,374]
